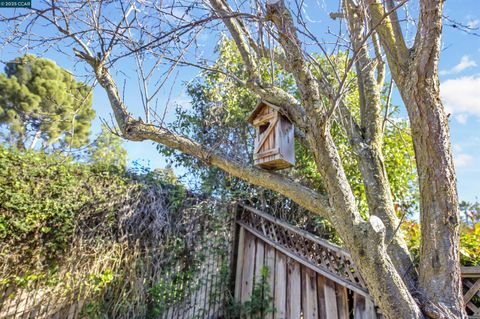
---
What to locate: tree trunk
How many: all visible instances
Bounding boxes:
[367,0,466,315]
[308,128,424,319]
[342,0,417,291]
[401,83,464,318]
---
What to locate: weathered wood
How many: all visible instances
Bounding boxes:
[302,266,319,319]
[237,220,369,297]
[254,239,265,283]
[239,205,351,258]
[335,283,348,318]
[462,267,480,278]
[365,297,378,319]
[353,291,379,319]
[277,116,295,165]
[254,114,278,153]
[249,101,295,170]
[234,227,245,301]
[264,245,276,319]
[241,231,256,304]
[253,112,276,126]
[247,100,280,123]
[463,275,480,318]
[235,207,480,319]
[324,278,339,319]
[256,156,294,170]
[317,275,328,319]
[463,269,480,319]
[354,294,366,319]
[287,259,301,319]
[253,148,280,160]
[464,277,480,304]
[274,251,287,319]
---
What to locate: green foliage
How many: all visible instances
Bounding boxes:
[242,266,274,318]
[460,223,480,266]
[0,144,233,318]
[87,268,114,293]
[146,204,232,318]
[0,144,128,270]
[402,218,480,266]
[86,125,127,169]
[0,54,95,150]
[148,269,197,317]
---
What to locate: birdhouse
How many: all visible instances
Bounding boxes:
[247,100,295,170]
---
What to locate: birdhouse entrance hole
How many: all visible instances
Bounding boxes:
[259,123,269,135]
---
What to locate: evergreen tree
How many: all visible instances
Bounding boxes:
[0,54,95,150]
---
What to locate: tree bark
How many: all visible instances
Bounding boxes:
[304,126,424,319]
[342,0,417,291]
[367,0,465,316]
[401,79,463,318]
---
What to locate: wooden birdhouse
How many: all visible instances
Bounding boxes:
[248,101,295,170]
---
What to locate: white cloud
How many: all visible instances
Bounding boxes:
[454,153,473,168]
[440,55,477,75]
[441,76,480,118]
[467,19,480,29]
[455,114,468,124]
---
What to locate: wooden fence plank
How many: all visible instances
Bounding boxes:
[237,221,369,298]
[241,231,256,304]
[354,293,366,319]
[234,227,246,301]
[302,266,318,319]
[462,267,480,277]
[274,251,287,319]
[286,259,301,319]
[335,284,348,319]
[255,239,265,283]
[354,294,378,319]
[264,245,276,319]
[365,297,378,319]
[324,278,339,319]
[317,275,328,319]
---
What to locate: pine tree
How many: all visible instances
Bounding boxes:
[0,54,95,150]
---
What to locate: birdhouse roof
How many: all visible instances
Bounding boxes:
[247,100,281,124]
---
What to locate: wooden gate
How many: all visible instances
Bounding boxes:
[233,205,379,318]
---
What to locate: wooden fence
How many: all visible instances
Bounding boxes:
[0,247,228,319]
[233,205,379,318]
[234,204,480,319]
[2,203,480,318]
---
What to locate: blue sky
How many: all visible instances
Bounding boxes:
[0,0,479,202]
[438,0,480,202]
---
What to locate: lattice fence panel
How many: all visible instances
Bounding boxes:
[237,204,368,296]
[463,267,480,318]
